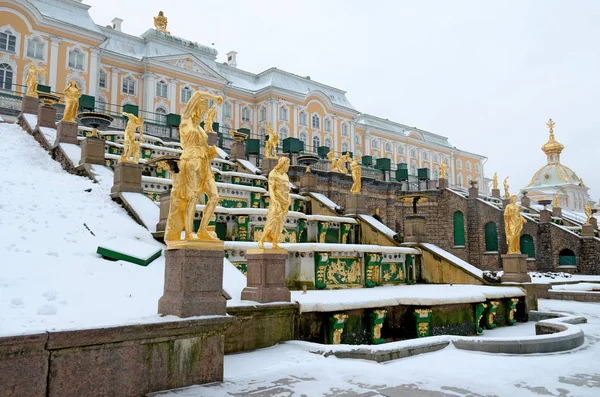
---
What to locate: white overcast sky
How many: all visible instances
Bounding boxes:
[86,0,600,200]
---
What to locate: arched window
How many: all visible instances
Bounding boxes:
[433,167,439,180]
[223,101,232,117]
[422,151,428,160]
[324,137,332,149]
[410,148,416,158]
[354,134,361,145]
[27,37,45,60]
[475,163,480,173]
[372,153,379,160]
[299,131,308,147]
[181,86,192,103]
[457,173,463,187]
[371,138,378,149]
[0,63,14,90]
[68,48,84,70]
[155,107,168,124]
[97,96,108,112]
[299,110,307,126]
[559,249,576,267]
[385,142,392,152]
[484,222,498,252]
[279,127,288,140]
[456,159,463,169]
[312,114,320,129]
[444,156,449,165]
[259,127,266,145]
[433,153,439,163]
[312,136,320,154]
[279,105,288,121]
[156,80,168,98]
[259,106,266,121]
[324,117,332,132]
[355,149,362,157]
[98,69,107,88]
[467,175,472,184]
[122,76,135,95]
[242,106,251,122]
[410,164,417,176]
[453,211,465,246]
[341,123,349,136]
[342,141,349,153]
[398,145,404,155]
[0,29,17,52]
[520,235,535,258]
[466,161,472,171]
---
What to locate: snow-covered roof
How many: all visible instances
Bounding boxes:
[28,0,101,33]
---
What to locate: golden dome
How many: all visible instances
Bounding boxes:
[541,118,564,155]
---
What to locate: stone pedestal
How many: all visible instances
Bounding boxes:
[521,196,531,207]
[346,193,367,215]
[290,152,298,166]
[590,217,598,229]
[156,190,171,233]
[502,198,510,207]
[582,224,595,237]
[491,189,501,199]
[158,247,226,317]
[419,180,428,191]
[552,207,562,218]
[230,141,245,160]
[55,120,78,145]
[468,186,478,199]
[207,132,218,146]
[501,254,531,283]
[321,159,332,172]
[540,209,551,224]
[111,162,143,196]
[400,181,409,191]
[79,137,106,165]
[404,215,427,243]
[241,248,291,303]
[248,154,258,167]
[36,105,56,129]
[297,172,318,192]
[438,178,448,189]
[261,157,279,176]
[20,95,39,115]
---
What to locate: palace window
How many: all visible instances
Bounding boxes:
[26,37,45,60]
[0,63,13,90]
[398,144,404,155]
[433,153,439,163]
[279,105,288,121]
[259,128,266,145]
[156,80,168,98]
[324,137,332,149]
[433,167,439,180]
[299,131,308,146]
[457,173,463,187]
[299,110,307,126]
[456,159,463,169]
[155,107,167,124]
[312,136,320,153]
[279,127,288,140]
[122,76,135,95]
[385,142,392,152]
[68,49,84,70]
[342,141,349,153]
[324,117,332,132]
[466,161,472,171]
[259,106,266,121]
[242,106,251,122]
[475,163,480,173]
[371,138,378,148]
[355,149,362,157]
[422,151,428,160]
[98,69,107,88]
[354,134,361,145]
[181,86,192,103]
[444,156,450,165]
[341,123,349,136]
[0,30,16,53]
[312,114,320,129]
[410,148,416,158]
[223,101,232,117]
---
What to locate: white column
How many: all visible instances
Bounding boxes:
[451,152,456,185]
[49,36,61,91]
[143,72,156,116]
[252,105,258,138]
[270,99,277,128]
[110,67,119,114]
[217,90,224,130]
[169,79,177,113]
[234,102,240,130]
[88,47,100,97]
[293,105,298,138]
[333,116,338,152]
[365,130,371,154]
[350,121,356,153]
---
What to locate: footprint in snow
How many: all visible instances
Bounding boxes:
[37,305,57,315]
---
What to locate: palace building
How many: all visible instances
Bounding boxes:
[0,0,486,188]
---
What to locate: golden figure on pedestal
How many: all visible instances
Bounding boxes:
[164,90,224,247]
[585,203,593,225]
[328,150,350,174]
[440,163,448,179]
[504,195,527,254]
[259,157,291,249]
[350,158,361,194]
[120,112,145,163]
[61,80,81,123]
[154,11,169,34]
[25,61,47,98]
[265,123,279,159]
[205,105,217,134]
[503,176,510,199]
[492,172,499,190]
[553,191,560,208]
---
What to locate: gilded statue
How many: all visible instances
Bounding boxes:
[61,80,81,123]
[585,203,593,225]
[204,105,217,134]
[154,11,169,34]
[350,158,361,194]
[337,152,351,174]
[120,112,145,163]
[164,90,224,246]
[504,195,527,254]
[492,172,499,190]
[327,149,338,170]
[553,190,560,208]
[265,123,279,159]
[440,163,448,179]
[579,177,585,187]
[25,61,47,98]
[503,176,510,199]
[258,157,291,249]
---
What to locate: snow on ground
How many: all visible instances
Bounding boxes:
[552,283,600,292]
[421,243,485,278]
[121,192,160,233]
[530,271,600,284]
[160,299,600,397]
[59,142,81,165]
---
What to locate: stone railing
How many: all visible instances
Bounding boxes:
[0,92,22,117]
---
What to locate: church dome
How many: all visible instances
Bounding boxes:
[526,163,580,188]
[541,119,564,155]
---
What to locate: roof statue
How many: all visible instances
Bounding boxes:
[503,177,510,199]
[553,190,560,208]
[585,203,593,225]
[154,11,169,34]
[492,172,499,190]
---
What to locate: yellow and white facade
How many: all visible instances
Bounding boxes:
[0,0,486,187]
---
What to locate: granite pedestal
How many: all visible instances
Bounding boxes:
[20,95,39,115]
[540,209,551,223]
[582,224,595,237]
[36,105,56,129]
[230,141,246,160]
[438,178,448,189]
[491,189,501,199]
[207,132,218,146]
[111,161,143,196]
[346,193,367,215]
[297,172,318,192]
[502,198,510,207]
[241,248,291,303]
[521,196,531,207]
[261,157,279,175]
[468,186,478,199]
[552,207,562,218]
[501,254,531,283]
[55,120,78,145]
[79,137,106,165]
[158,247,226,317]
[404,215,427,243]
